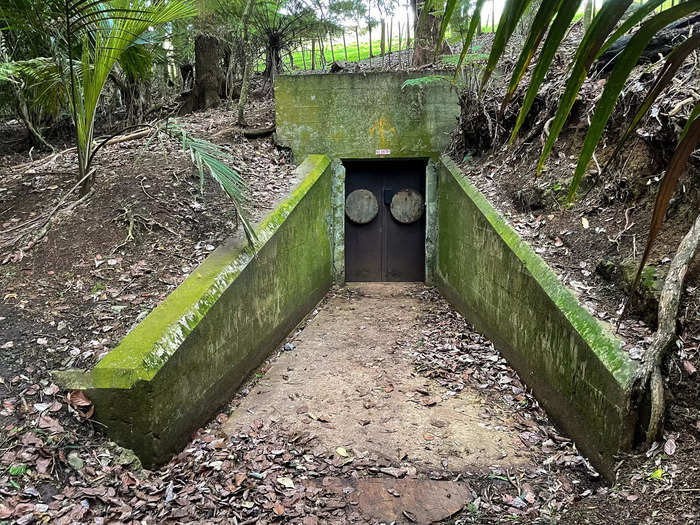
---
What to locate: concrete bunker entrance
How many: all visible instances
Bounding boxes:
[344,159,428,282]
[57,74,641,509]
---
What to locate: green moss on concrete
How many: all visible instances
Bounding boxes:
[275,72,460,161]
[75,155,331,389]
[54,155,334,467]
[435,156,639,479]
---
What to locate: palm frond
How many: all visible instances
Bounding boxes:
[633,105,700,289]
[508,0,582,142]
[160,122,257,246]
[480,0,533,90]
[453,0,487,74]
[501,0,564,113]
[567,1,700,201]
[535,0,633,176]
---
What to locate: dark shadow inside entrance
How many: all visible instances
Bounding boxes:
[344,159,427,282]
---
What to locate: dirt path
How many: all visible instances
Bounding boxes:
[224,283,531,522]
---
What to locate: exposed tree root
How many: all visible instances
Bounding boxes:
[639,213,700,445]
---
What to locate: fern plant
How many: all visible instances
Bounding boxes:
[437,0,700,289]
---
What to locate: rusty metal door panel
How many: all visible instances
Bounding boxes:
[345,160,426,282]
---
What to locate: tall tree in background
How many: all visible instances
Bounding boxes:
[190,1,225,110]
[412,0,445,65]
[237,0,255,124]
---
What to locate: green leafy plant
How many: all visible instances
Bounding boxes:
[60,0,197,194]
[9,464,28,476]
[436,0,700,290]
[401,74,450,89]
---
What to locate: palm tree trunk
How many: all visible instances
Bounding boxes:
[193,34,223,110]
[342,31,348,61]
[237,0,255,125]
[355,26,361,62]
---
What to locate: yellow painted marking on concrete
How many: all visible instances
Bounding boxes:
[369,117,396,149]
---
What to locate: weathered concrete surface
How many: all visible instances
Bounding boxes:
[224,283,531,473]
[55,155,335,467]
[275,72,460,161]
[434,156,640,480]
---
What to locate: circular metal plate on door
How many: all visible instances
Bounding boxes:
[345,189,379,224]
[390,188,424,224]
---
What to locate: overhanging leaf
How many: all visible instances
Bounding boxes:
[453,0,487,75]
[598,0,666,58]
[633,107,700,290]
[603,33,700,171]
[481,0,533,90]
[568,1,700,201]
[501,0,564,113]
[436,0,458,57]
[509,0,582,142]
[535,0,633,175]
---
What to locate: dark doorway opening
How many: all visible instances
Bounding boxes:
[344,159,427,282]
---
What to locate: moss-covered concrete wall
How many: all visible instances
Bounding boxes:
[275,72,460,160]
[55,155,334,467]
[435,156,640,479]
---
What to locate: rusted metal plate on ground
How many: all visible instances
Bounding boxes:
[307,477,471,524]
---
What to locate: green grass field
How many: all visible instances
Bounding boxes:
[275,37,410,71]
[260,2,677,72]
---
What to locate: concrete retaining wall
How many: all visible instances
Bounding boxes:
[56,155,334,467]
[435,156,640,478]
[275,72,460,160]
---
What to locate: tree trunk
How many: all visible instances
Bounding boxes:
[412,0,444,66]
[342,32,348,61]
[388,17,393,55]
[355,26,361,62]
[406,7,411,49]
[381,18,386,57]
[237,0,255,125]
[398,22,402,52]
[193,34,223,110]
[264,44,282,79]
[317,35,326,68]
[301,40,307,69]
[329,32,336,62]
[369,22,373,58]
[311,38,316,70]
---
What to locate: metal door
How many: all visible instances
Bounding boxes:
[345,160,426,282]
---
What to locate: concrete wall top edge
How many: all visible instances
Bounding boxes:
[54,155,332,391]
[438,155,638,388]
